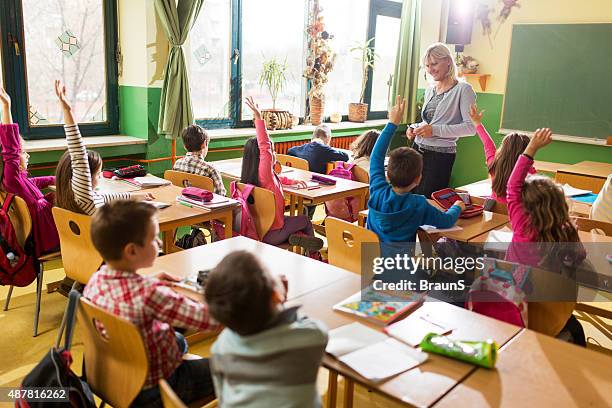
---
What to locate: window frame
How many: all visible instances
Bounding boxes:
[0,0,120,140]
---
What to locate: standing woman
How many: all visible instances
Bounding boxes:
[407,43,476,197]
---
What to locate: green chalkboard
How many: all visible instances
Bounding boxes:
[502,24,612,140]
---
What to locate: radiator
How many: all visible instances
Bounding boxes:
[275,136,357,154]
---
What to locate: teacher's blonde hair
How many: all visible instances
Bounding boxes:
[422,42,459,81]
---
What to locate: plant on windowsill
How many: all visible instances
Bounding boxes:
[349,37,378,123]
[258,57,293,130]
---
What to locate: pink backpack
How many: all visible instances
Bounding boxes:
[214,181,260,241]
[466,258,529,327]
[325,162,359,222]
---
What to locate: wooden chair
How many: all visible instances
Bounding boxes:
[1,192,61,336]
[77,297,148,408]
[235,182,276,239]
[276,154,309,171]
[164,170,214,192]
[573,216,612,236]
[325,217,380,274]
[159,379,217,408]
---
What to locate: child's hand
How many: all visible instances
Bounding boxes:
[388,95,407,125]
[453,200,466,211]
[414,124,433,138]
[0,87,11,107]
[469,104,484,125]
[54,80,72,111]
[245,96,262,121]
[155,271,181,282]
[524,128,553,157]
[133,192,155,201]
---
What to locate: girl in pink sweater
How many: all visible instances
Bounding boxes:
[0,87,59,256]
[241,97,323,252]
[469,104,535,203]
[506,128,585,339]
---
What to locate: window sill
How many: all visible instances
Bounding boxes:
[23,135,147,153]
[207,119,389,140]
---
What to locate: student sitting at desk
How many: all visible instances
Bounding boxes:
[367,96,464,243]
[287,124,349,174]
[349,129,380,176]
[205,250,328,408]
[84,200,218,407]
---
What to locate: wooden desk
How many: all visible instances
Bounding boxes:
[556,161,612,193]
[356,208,509,242]
[95,177,143,194]
[533,160,566,175]
[144,184,236,253]
[288,275,522,408]
[434,329,612,408]
[214,158,370,217]
[141,236,352,301]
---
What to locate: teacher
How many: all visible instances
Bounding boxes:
[407,42,476,198]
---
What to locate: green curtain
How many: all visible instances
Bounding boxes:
[391,0,422,124]
[155,0,204,139]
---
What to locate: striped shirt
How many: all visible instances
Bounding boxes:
[592,174,612,223]
[64,124,130,215]
[172,152,226,196]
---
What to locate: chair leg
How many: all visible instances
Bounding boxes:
[343,378,354,408]
[55,281,81,346]
[4,286,14,311]
[327,370,338,408]
[33,268,44,337]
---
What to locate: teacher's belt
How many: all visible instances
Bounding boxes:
[413,143,456,154]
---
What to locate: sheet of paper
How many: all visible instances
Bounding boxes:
[385,313,453,347]
[326,322,387,358]
[562,183,592,197]
[339,338,428,382]
[420,224,463,234]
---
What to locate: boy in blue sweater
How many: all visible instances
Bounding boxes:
[368,96,465,242]
[287,124,349,174]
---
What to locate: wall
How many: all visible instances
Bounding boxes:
[419,0,612,187]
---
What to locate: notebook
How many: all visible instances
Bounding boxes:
[562,184,592,197]
[326,322,388,358]
[284,181,320,190]
[384,313,453,347]
[123,175,172,188]
[176,194,237,210]
[333,287,425,326]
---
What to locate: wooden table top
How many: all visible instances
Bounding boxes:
[288,274,522,408]
[434,329,612,408]
[141,236,353,301]
[557,161,612,179]
[213,158,369,202]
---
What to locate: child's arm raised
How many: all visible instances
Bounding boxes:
[470,104,496,166]
[245,96,275,184]
[0,87,13,124]
[507,128,552,233]
[370,96,406,189]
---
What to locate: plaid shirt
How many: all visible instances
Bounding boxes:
[83,266,218,388]
[173,152,227,196]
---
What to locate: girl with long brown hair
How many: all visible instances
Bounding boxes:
[469,104,535,202]
[349,129,379,175]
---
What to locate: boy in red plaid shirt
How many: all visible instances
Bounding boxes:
[83,200,218,407]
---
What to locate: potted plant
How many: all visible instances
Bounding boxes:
[259,57,293,130]
[349,37,378,123]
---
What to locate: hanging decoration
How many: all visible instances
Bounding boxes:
[476,3,493,48]
[55,30,80,57]
[494,0,521,38]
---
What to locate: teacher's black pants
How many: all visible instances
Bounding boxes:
[412,144,456,198]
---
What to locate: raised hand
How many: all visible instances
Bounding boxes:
[388,95,407,126]
[469,104,484,126]
[245,96,262,121]
[54,80,72,111]
[0,87,11,107]
[524,128,553,157]
[0,86,12,124]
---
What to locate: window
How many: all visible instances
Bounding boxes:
[188,0,402,127]
[0,0,118,139]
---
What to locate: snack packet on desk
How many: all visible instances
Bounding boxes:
[419,333,498,368]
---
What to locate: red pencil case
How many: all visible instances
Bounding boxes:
[181,187,213,202]
[311,174,336,185]
[431,188,484,219]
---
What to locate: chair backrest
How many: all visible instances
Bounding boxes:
[52,207,103,284]
[1,192,32,248]
[236,183,276,239]
[351,165,370,185]
[159,379,188,408]
[164,170,214,192]
[471,196,508,215]
[276,154,309,171]
[78,297,148,408]
[326,217,380,274]
[573,216,612,236]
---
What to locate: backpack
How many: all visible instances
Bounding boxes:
[213,181,259,241]
[0,193,38,287]
[175,227,207,249]
[325,162,359,222]
[17,290,96,408]
[466,258,529,327]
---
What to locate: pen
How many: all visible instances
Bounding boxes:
[178,201,193,208]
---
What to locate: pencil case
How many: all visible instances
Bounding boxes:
[114,165,147,178]
[181,187,213,202]
[311,174,336,185]
[419,333,498,368]
[102,168,117,178]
